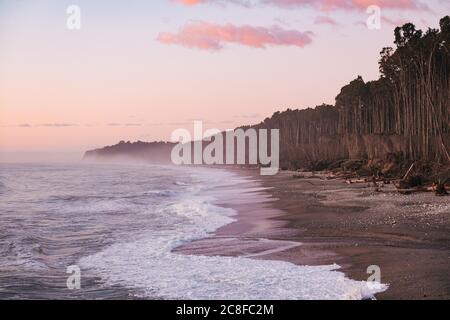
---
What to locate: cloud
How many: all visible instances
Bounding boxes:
[1,123,79,128]
[106,123,142,127]
[37,123,79,127]
[233,113,262,119]
[381,16,409,26]
[171,0,253,6]
[354,15,409,28]
[124,123,142,127]
[314,16,339,26]
[157,22,313,50]
[173,0,206,4]
[262,0,426,11]
[0,123,32,128]
[172,0,426,10]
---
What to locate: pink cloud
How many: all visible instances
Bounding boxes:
[263,0,425,10]
[381,16,409,26]
[353,15,410,28]
[157,22,314,50]
[172,0,209,5]
[172,0,426,11]
[171,0,252,6]
[314,16,339,25]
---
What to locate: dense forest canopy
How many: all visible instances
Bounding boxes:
[255,16,450,169]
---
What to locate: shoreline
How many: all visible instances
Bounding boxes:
[174,171,301,260]
[177,166,450,300]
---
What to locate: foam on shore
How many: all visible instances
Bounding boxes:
[80,167,387,300]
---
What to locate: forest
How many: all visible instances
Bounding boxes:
[252,16,450,175]
[85,16,450,180]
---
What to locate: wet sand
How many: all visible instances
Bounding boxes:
[176,167,450,300]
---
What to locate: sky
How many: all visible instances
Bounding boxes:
[0,0,449,157]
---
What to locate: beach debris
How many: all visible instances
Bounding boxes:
[371,176,382,192]
[346,178,368,184]
[432,181,449,196]
[402,162,416,181]
[394,179,450,195]
[394,168,425,194]
[345,176,390,186]
[394,178,427,194]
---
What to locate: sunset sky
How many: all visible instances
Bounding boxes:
[0,0,448,157]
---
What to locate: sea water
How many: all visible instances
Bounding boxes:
[0,163,386,299]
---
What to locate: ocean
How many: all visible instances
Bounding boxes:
[0,163,386,299]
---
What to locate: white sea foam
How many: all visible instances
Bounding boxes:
[80,168,387,300]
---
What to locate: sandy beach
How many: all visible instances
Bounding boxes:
[176,167,450,300]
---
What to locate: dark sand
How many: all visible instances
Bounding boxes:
[176,167,450,300]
